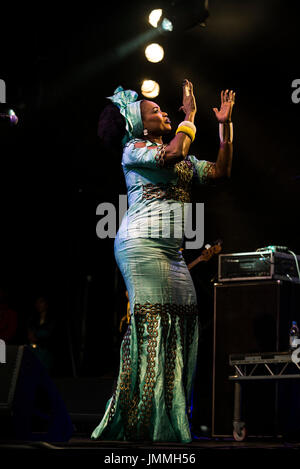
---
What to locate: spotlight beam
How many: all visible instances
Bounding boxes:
[42,28,162,109]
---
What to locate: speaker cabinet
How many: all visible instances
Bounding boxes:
[212,280,300,437]
[0,345,73,441]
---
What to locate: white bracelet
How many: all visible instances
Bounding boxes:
[219,122,233,143]
[178,120,197,134]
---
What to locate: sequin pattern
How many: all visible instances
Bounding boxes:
[155,144,168,168]
[129,302,198,439]
[142,157,194,203]
[104,302,198,440]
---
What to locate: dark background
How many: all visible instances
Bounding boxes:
[0,0,299,378]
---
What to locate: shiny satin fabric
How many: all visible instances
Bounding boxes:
[91,237,199,443]
[91,139,212,442]
[107,86,143,145]
[115,237,196,307]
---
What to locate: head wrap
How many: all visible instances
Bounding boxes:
[107,86,143,145]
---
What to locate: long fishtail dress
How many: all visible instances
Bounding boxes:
[91,139,215,443]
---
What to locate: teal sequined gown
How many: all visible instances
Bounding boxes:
[91,139,214,443]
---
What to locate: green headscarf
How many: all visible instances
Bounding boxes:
[107,86,143,146]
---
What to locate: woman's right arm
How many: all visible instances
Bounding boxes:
[163,79,197,165]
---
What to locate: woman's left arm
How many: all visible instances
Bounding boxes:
[213,140,233,179]
[212,89,235,180]
[189,90,235,184]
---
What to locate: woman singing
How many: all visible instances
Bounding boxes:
[91,80,235,443]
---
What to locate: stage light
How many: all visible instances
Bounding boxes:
[161,18,173,32]
[8,109,18,125]
[141,80,160,98]
[148,8,173,32]
[145,43,164,63]
[0,104,18,125]
[148,1,209,33]
[148,9,162,28]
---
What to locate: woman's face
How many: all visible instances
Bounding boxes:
[141,100,172,136]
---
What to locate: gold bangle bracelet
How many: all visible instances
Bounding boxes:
[175,125,195,142]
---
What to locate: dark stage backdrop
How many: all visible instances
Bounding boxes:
[0,0,299,377]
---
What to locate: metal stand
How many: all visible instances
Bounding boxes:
[229,351,300,441]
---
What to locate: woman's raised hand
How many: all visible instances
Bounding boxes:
[179,79,197,118]
[213,89,235,123]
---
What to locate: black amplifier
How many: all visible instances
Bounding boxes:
[218,250,300,283]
